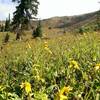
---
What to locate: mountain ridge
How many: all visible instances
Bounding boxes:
[40,10,98,30]
[0,10,99,32]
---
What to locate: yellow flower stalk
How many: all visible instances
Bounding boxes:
[56,86,72,100]
[69,60,79,70]
[20,81,31,94]
[94,64,100,70]
[44,47,53,55]
[44,41,53,54]
[44,41,48,48]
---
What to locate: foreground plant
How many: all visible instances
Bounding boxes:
[69,60,79,70]
[94,63,100,71]
[20,81,32,100]
[55,86,72,100]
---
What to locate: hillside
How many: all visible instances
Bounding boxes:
[40,11,98,30]
[0,11,99,33]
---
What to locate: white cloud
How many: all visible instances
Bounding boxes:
[0,3,16,20]
[0,0,100,20]
[38,0,100,19]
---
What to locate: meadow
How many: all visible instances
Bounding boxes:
[0,31,100,100]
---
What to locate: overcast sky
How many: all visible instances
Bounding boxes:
[0,0,100,20]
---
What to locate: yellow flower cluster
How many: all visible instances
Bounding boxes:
[56,86,72,100]
[20,81,31,94]
[44,41,53,55]
[44,47,53,55]
[44,41,48,48]
[69,60,79,70]
[94,64,100,70]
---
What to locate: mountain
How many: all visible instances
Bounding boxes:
[0,10,99,32]
[38,10,99,32]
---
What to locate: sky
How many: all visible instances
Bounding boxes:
[0,0,100,20]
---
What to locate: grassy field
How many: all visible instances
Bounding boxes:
[0,31,100,100]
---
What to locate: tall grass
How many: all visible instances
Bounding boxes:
[0,32,100,100]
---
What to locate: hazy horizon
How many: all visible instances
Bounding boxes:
[0,0,99,20]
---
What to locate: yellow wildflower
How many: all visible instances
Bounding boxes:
[59,94,67,100]
[44,41,53,54]
[56,86,72,100]
[94,64,100,70]
[44,41,48,48]
[24,81,31,94]
[20,81,31,94]
[44,47,53,55]
[69,60,79,69]
[59,86,72,95]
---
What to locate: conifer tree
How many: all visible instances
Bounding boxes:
[12,0,39,40]
[5,14,11,31]
[32,20,42,38]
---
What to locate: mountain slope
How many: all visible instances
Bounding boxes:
[40,11,98,31]
[0,10,99,32]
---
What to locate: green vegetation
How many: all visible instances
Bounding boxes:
[0,25,5,32]
[32,20,42,38]
[0,31,100,100]
[5,14,11,32]
[3,33,10,43]
[0,1,100,100]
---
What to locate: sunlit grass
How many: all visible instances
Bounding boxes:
[0,31,100,99]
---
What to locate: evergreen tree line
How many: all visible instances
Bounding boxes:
[0,0,100,40]
[0,14,11,32]
[0,0,42,40]
[11,0,42,40]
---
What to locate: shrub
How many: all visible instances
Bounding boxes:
[32,20,42,38]
[3,33,10,43]
[78,27,84,34]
